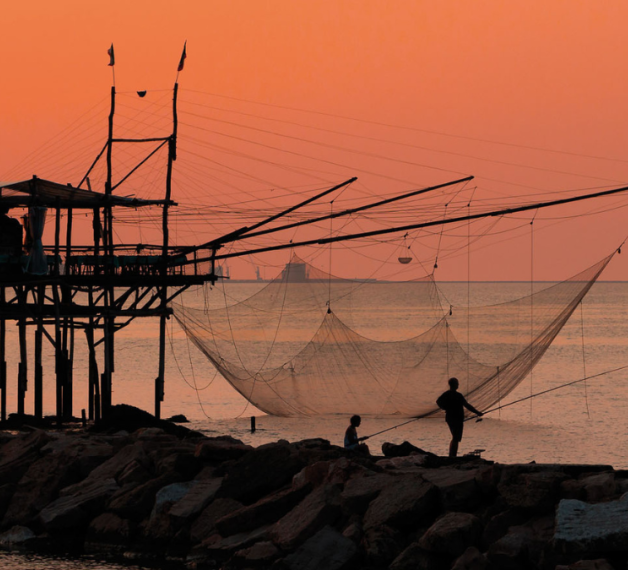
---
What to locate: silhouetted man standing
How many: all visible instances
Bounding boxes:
[436,377,483,457]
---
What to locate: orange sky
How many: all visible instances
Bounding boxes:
[2,1,628,281]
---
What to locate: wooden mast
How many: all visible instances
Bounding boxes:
[156,81,178,419]
[102,84,116,418]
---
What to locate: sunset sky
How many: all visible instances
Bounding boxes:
[2,1,628,281]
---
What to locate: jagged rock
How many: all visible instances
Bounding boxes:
[421,468,482,511]
[107,472,184,520]
[292,460,334,490]
[152,481,198,518]
[85,512,135,553]
[581,472,616,502]
[154,448,200,479]
[561,479,586,501]
[90,404,200,438]
[362,524,404,567]
[216,483,310,536]
[487,515,553,570]
[166,414,189,423]
[190,497,243,544]
[270,484,342,549]
[389,542,447,570]
[498,466,568,510]
[340,473,391,514]
[487,525,533,570]
[219,442,304,504]
[555,560,615,570]
[342,518,363,543]
[474,464,501,495]
[169,478,222,521]
[283,525,358,570]
[39,477,119,531]
[194,436,253,462]
[482,508,528,545]
[0,431,51,486]
[554,496,628,554]
[82,441,150,485]
[232,540,279,565]
[2,436,104,528]
[382,441,437,458]
[451,546,487,570]
[0,483,16,522]
[418,512,482,558]
[376,454,430,470]
[363,475,437,530]
[192,525,270,560]
[0,525,36,546]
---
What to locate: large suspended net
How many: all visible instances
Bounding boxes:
[173,252,614,417]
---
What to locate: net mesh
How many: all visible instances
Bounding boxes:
[173,253,613,417]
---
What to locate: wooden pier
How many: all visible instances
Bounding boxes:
[0,83,217,422]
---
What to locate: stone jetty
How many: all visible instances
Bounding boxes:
[0,407,627,569]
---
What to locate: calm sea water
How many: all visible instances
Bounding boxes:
[2,281,627,468]
[1,282,628,569]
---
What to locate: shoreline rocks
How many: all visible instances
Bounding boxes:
[0,412,626,569]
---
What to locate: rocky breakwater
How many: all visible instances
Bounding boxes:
[0,418,627,569]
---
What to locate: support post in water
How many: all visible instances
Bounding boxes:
[251,416,256,433]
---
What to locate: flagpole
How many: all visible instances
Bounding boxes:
[175,40,187,83]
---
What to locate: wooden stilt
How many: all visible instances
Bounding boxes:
[17,287,27,416]
[34,284,44,418]
[156,313,166,419]
[0,287,6,422]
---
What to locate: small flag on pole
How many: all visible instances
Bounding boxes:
[177,41,187,72]
[108,44,115,67]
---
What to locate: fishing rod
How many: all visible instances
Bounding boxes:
[360,363,628,440]
[470,363,628,420]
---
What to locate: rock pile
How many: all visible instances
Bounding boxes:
[0,423,626,569]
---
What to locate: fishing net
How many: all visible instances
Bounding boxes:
[173,253,613,417]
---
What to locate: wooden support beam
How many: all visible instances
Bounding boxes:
[17,286,27,416]
[0,287,6,422]
[34,284,44,418]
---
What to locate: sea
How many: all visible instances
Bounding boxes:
[1,281,628,568]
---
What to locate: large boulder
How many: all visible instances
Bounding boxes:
[231,540,280,567]
[194,436,252,462]
[488,515,553,570]
[554,496,628,555]
[38,477,119,532]
[0,430,51,486]
[270,484,342,549]
[389,542,447,570]
[362,524,404,568]
[169,478,222,521]
[85,512,136,553]
[341,473,392,514]
[362,474,437,530]
[107,471,185,520]
[418,512,482,558]
[421,467,482,511]
[498,466,568,511]
[215,483,310,536]
[283,525,358,570]
[190,497,243,545]
[0,525,36,546]
[218,442,304,504]
[451,546,487,570]
[555,560,615,570]
[2,435,107,528]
